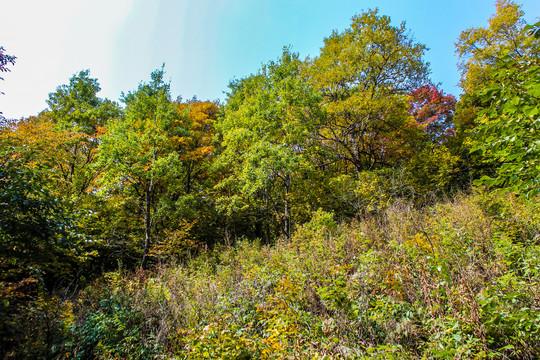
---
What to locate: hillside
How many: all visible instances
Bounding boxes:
[1,1,539,359]
[3,190,539,359]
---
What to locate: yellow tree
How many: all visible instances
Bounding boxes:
[307,9,429,173]
[150,99,219,256]
[173,99,218,194]
[0,115,89,300]
[455,0,538,133]
[2,112,103,200]
[456,0,536,101]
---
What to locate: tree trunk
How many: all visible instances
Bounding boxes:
[284,174,291,240]
[141,189,152,270]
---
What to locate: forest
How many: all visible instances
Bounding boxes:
[1,0,540,358]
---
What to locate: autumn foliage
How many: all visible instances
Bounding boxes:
[1,1,540,358]
[409,84,456,143]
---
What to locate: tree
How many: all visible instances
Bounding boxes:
[454,0,540,191]
[401,84,459,196]
[473,51,540,197]
[0,46,16,91]
[12,71,122,199]
[153,98,221,251]
[0,123,86,294]
[47,70,120,134]
[173,99,218,195]
[0,46,16,123]
[306,9,429,173]
[456,0,537,96]
[455,0,538,133]
[408,84,456,144]
[97,69,183,269]
[0,145,71,278]
[0,71,122,274]
[216,49,319,239]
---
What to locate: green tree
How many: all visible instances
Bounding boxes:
[97,69,184,268]
[0,71,122,288]
[216,49,319,239]
[47,70,120,134]
[0,123,92,310]
[0,127,82,359]
[454,0,540,191]
[473,52,540,196]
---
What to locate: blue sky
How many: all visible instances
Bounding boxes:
[1,0,539,119]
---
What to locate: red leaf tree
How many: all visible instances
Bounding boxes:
[409,84,456,143]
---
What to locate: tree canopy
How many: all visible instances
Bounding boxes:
[307,9,429,173]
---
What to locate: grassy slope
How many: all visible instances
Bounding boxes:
[15,190,540,359]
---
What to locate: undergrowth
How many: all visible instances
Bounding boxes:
[6,190,540,359]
